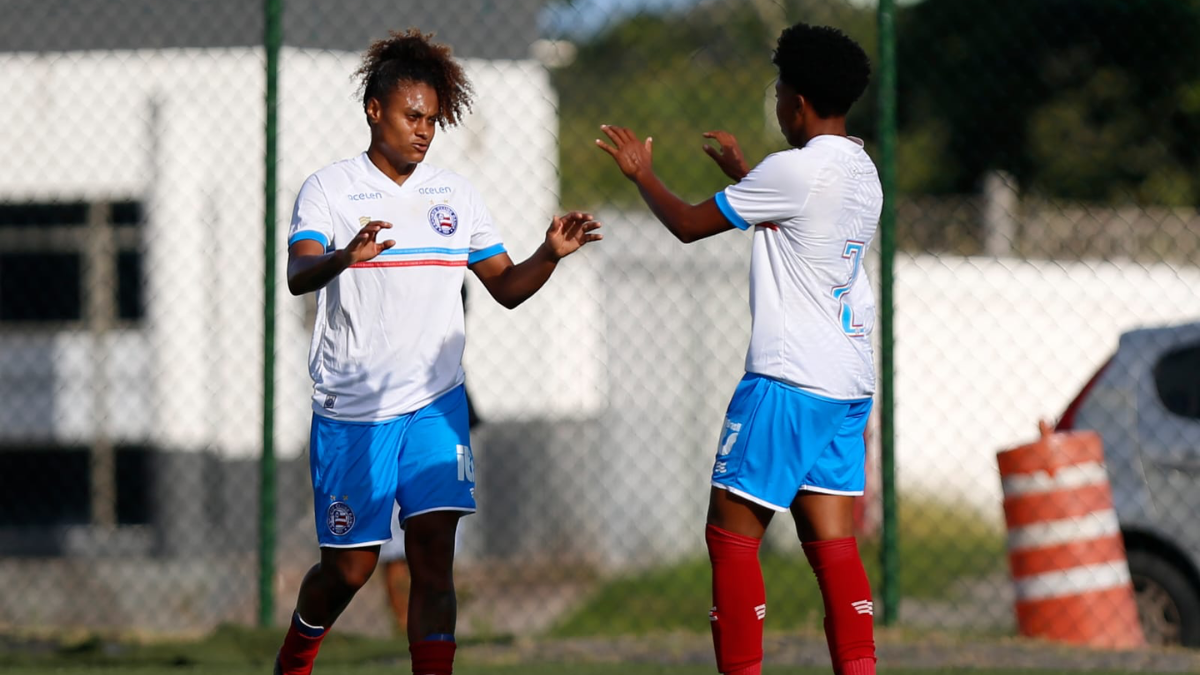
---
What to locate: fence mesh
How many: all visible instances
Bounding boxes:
[2,0,1199,659]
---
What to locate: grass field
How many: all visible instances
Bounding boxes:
[0,501,1180,675]
[0,666,1159,675]
[554,499,1007,636]
[2,624,1188,675]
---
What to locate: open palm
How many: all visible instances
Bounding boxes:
[545,211,602,259]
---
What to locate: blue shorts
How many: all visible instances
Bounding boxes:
[308,385,476,548]
[711,373,873,511]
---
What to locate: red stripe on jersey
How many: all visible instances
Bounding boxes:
[756,222,779,230]
[350,259,467,268]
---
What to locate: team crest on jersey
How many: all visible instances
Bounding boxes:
[326,501,355,536]
[427,204,458,236]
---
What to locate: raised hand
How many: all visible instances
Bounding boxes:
[545,211,602,260]
[595,125,653,182]
[344,220,396,264]
[702,130,749,181]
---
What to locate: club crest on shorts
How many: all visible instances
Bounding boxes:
[326,501,355,536]
[427,204,458,236]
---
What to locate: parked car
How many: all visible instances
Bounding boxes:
[1056,321,1200,646]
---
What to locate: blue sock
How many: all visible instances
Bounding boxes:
[292,612,327,638]
[424,633,455,642]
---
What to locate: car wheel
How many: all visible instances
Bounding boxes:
[1127,549,1200,647]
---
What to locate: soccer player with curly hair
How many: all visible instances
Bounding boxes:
[274,29,601,675]
[597,22,880,675]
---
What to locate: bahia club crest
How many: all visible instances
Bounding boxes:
[428,204,458,236]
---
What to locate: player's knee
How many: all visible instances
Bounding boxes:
[326,557,377,591]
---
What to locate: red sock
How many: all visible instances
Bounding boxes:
[275,613,328,675]
[706,524,766,675]
[803,538,876,675]
[410,639,456,675]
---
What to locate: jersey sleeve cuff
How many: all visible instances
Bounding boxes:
[289,230,331,249]
[468,243,506,264]
[714,191,753,230]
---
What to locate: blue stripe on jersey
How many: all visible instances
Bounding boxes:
[714,191,752,230]
[468,243,507,264]
[289,230,330,248]
[379,247,470,256]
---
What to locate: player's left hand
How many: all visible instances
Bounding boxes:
[596,125,653,183]
[545,211,602,260]
[702,130,750,181]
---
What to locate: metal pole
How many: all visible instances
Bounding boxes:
[86,201,117,529]
[877,0,900,627]
[259,0,282,629]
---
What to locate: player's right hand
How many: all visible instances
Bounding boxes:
[702,130,750,182]
[596,125,654,183]
[343,220,395,264]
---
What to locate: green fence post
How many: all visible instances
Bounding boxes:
[877,0,899,627]
[259,0,283,629]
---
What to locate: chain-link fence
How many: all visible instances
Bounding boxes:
[2,0,1199,659]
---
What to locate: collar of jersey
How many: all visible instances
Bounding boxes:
[805,134,865,150]
[358,151,428,194]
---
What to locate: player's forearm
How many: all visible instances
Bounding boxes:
[634,172,705,243]
[487,244,560,309]
[287,250,352,295]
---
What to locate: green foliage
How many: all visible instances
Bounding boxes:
[553,1,878,210]
[897,0,1200,203]
[556,0,1200,206]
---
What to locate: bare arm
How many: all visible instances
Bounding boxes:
[287,220,395,295]
[471,211,601,309]
[595,125,736,243]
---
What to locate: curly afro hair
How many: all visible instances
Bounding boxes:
[355,28,474,128]
[773,23,871,118]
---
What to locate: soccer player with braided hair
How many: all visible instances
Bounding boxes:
[274,29,601,675]
[597,22,880,675]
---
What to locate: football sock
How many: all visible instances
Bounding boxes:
[275,612,328,675]
[706,524,766,675]
[410,636,456,675]
[803,537,876,674]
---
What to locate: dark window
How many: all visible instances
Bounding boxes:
[0,448,90,527]
[0,252,83,321]
[0,202,89,228]
[109,200,143,227]
[1154,343,1200,420]
[116,251,143,321]
[0,200,144,324]
[0,446,153,528]
[115,446,152,525]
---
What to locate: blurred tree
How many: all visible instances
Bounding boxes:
[551,0,877,208]
[553,0,1200,207]
[897,0,1200,205]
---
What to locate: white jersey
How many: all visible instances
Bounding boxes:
[715,135,882,400]
[288,153,506,421]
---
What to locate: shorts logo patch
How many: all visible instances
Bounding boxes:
[326,501,355,536]
[457,444,475,482]
[428,204,459,236]
[718,417,742,456]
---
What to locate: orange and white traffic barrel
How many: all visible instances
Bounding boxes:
[996,421,1144,648]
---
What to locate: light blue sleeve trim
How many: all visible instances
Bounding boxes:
[714,191,752,230]
[468,243,507,264]
[289,230,330,249]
